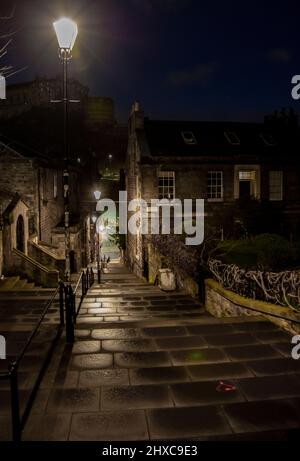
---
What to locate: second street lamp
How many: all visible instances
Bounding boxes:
[94,190,101,201]
[53,18,78,281]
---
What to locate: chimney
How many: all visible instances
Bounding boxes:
[129,100,144,134]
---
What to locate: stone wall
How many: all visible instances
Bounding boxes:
[2,200,30,273]
[11,249,59,288]
[28,241,65,278]
[205,278,300,335]
[39,168,64,244]
[51,226,83,272]
[0,156,37,233]
[147,241,199,297]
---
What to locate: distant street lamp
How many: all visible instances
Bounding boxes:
[94,190,101,201]
[53,17,78,281]
[90,215,97,263]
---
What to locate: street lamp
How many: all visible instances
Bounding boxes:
[53,17,78,281]
[53,18,78,51]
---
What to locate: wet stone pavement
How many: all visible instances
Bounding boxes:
[1,262,300,441]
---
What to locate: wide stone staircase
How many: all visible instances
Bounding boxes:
[10,262,300,441]
[0,276,41,292]
[0,277,60,442]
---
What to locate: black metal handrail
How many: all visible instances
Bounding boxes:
[64,267,94,344]
[0,268,94,441]
[0,285,63,442]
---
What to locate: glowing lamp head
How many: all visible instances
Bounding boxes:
[53,17,78,51]
[94,190,101,201]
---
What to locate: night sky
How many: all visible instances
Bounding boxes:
[2,0,300,122]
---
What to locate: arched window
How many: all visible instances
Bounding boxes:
[16,215,25,253]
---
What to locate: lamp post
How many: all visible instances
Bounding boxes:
[91,215,97,263]
[93,190,102,282]
[94,190,101,201]
[53,17,78,281]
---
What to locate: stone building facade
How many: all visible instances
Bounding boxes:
[126,104,300,284]
[0,77,89,120]
[0,140,82,280]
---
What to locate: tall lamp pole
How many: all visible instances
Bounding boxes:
[94,190,102,283]
[53,18,78,281]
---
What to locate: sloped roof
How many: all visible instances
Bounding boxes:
[0,134,48,161]
[2,193,29,219]
[0,135,69,170]
[144,119,300,160]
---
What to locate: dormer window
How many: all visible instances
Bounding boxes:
[260,133,277,147]
[224,131,240,145]
[182,131,197,145]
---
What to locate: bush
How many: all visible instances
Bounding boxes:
[253,234,290,270]
[216,234,295,271]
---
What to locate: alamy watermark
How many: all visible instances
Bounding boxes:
[291,335,300,360]
[0,75,6,100]
[95,191,205,246]
[0,335,6,360]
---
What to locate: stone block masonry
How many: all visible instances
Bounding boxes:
[205,278,300,335]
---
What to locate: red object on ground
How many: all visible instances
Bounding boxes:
[216,381,237,393]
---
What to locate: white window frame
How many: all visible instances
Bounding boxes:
[260,133,277,147]
[207,171,224,202]
[158,171,175,200]
[224,131,240,146]
[269,171,283,201]
[182,131,197,145]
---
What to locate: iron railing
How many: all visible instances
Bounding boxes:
[0,286,62,441]
[208,258,300,310]
[0,267,95,441]
[64,267,94,343]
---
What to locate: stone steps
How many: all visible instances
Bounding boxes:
[0,276,42,292]
[13,263,300,441]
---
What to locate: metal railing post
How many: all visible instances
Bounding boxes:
[65,285,75,343]
[81,271,85,299]
[86,270,89,291]
[59,282,65,326]
[9,364,21,442]
[90,267,94,286]
[69,285,76,324]
[97,261,101,284]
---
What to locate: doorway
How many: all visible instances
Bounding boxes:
[238,170,256,200]
[239,180,251,199]
[143,246,149,281]
[70,251,77,274]
[16,215,25,253]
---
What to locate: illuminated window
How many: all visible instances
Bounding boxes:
[158,171,175,199]
[239,171,256,181]
[207,171,223,200]
[182,131,197,145]
[224,131,240,145]
[269,171,283,201]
